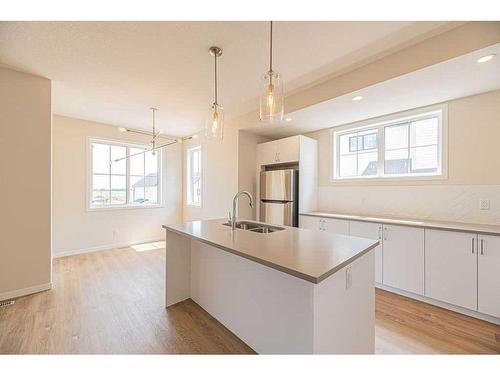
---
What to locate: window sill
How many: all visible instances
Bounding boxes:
[87,203,165,212]
[331,173,447,184]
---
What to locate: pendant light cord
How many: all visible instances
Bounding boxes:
[214,53,218,105]
[269,20,273,73]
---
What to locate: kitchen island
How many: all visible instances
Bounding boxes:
[162,219,378,354]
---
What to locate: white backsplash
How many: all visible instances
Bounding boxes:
[318,184,500,225]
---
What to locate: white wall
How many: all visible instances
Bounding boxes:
[237,130,272,220]
[306,90,500,225]
[0,67,52,300]
[182,127,239,222]
[52,115,182,256]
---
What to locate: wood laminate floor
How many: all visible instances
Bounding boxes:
[1,246,499,354]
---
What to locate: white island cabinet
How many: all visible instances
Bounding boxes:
[163,219,378,354]
[349,221,383,284]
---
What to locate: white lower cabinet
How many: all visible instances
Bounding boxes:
[349,221,383,284]
[478,234,500,318]
[323,217,349,235]
[425,229,478,311]
[299,215,349,235]
[300,214,500,321]
[382,225,424,295]
[299,215,322,231]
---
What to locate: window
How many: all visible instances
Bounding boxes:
[89,139,161,209]
[333,108,445,180]
[186,146,202,206]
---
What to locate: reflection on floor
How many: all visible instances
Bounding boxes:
[131,241,166,252]
[0,245,499,354]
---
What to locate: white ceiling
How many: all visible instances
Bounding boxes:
[249,43,500,138]
[0,21,457,136]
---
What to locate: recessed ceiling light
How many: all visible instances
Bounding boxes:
[477,54,496,63]
[118,127,127,132]
[352,95,363,101]
[285,117,292,122]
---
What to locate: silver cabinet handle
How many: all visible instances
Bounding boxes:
[480,239,484,255]
[378,226,382,240]
[471,237,475,254]
[277,152,280,162]
[383,227,388,241]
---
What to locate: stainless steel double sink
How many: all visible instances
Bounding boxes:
[223,221,285,234]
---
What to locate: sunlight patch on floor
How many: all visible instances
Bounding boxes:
[131,241,165,252]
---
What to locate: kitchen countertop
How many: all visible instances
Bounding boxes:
[163,219,378,284]
[301,212,500,236]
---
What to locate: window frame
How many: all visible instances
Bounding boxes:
[87,137,163,211]
[186,145,202,208]
[332,104,448,182]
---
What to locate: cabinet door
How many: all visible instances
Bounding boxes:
[322,217,349,235]
[258,141,278,166]
[274,136,299,164]
[383,224,424,295]
[299,215,322,231]
[478,234,500,318]
[425,229,477,311]
[349,221,383,284]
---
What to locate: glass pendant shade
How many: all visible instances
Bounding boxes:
[205,102,224,141]
[260,70,284,121]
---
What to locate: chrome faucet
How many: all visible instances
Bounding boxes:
[230,191,254,230]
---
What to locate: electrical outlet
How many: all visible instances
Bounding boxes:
[479,199,490,210]
[113,229,119,239]
[345,267,352,290]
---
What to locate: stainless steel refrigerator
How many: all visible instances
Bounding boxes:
[259,169,298,226]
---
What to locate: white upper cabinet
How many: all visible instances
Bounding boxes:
[425,229,477,311]
[258,136,300,165]
[349,221,383,284]
[382,224,424,295]
[478,234,500,318]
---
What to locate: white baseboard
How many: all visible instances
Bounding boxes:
[0,282,52,302]
[376,283,500,326]
[52,237,164,259]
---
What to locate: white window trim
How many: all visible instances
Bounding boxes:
[186,145,202,208]
[86,137,164,211]
[331,104,448,182]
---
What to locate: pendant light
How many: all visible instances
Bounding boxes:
[260,21,284,122]
[205,46,224,141]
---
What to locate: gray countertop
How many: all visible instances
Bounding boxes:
[301,212,500,236]
[163,219,378,284]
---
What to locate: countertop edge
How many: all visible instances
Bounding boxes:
[162,224,376,284]
[315,240,379,283]
[300,212,500,236]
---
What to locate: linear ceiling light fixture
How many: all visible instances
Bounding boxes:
[205,46,224,142]
[113,108,195,163]
[260,21,284,122]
